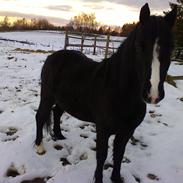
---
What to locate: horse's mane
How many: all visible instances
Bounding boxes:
[104,24,138,64]
[108,15,166,62]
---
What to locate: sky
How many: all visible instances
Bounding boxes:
[0,0,177,26]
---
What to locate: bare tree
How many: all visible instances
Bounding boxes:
[0,16,10,30]
[67,12,98,32]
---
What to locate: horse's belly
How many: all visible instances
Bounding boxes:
[56,95,93,122]
[67,110,93,122]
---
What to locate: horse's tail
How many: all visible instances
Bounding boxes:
[41,55,55,133]
[44,107,53,133]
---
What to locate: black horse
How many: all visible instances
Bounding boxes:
[35,4,177,183]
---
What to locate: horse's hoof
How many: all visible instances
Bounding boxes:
[35,143,46,155]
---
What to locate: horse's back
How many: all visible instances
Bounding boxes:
[41,50,99,84]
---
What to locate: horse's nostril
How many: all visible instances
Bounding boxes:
[150,96,159,104]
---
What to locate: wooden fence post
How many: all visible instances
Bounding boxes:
[81,34,84,53]
[64,30,68,50]
[105,34,110,59]
[93,35,97,55]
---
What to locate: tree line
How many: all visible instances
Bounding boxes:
[0,14,136,37]
[62,12,136,36]
[0,16,57,31]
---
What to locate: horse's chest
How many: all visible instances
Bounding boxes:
[94,91,146,130]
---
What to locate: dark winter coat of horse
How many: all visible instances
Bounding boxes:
[35,3,177,183]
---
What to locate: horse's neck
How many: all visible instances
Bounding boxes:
[106,41,142,95]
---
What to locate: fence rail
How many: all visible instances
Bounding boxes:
[64,31,123,58]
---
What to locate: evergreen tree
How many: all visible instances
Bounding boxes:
[169,0,183,47]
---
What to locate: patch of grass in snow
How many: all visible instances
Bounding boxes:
[147,173,160,181]
[166,75,177,87]
[14,48,54,54]
[166,75,183,88]
[175,62,183,65]
[21,177,51,183]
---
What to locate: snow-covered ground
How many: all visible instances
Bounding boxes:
[0,31,183,183]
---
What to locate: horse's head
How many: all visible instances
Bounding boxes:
[135,3,177,104]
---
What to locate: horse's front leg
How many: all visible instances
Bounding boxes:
[94,128,110,183]
[111,131,134,183]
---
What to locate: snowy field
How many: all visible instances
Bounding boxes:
[0,31,183,183]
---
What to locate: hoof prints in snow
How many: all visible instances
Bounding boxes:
[6,163,20,177]
[149,110,162,118]
[80,133,89,139]
[54,144,63,151]
[2,136,19,142]
[5,127,18,136]
[122,156,131,163]
[130,136,148,150]
[103,163,113,170]
[79,123,96,132]
[133,175,141,183]
[180,97,183,102]
[60,158,71,166]
[0,127,19,142]
[90,145,96,151]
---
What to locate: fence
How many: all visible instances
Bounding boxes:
[64,31,183,62]
[64,31,123,58]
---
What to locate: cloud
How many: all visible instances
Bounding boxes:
[83,3,105,10]
[46,5,73,12]
[0,11,69,26]
[79,0,175,11]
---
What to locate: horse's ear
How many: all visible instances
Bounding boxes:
[164,6,177,29]
[140,3,150,24]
